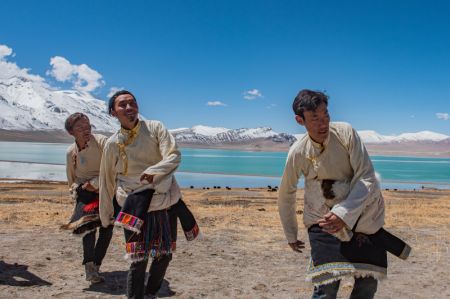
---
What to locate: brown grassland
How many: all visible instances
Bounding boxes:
[0,180,449,298]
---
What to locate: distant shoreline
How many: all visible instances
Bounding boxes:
[0,170,449,190]
[0,138,450,158]
[1,130,449,157]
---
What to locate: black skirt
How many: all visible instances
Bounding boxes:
[306,225,387,286]
[61,186,101,236]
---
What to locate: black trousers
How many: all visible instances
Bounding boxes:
[82,225,114,266]
[124,207,178,299]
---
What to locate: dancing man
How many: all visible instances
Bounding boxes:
[278,89,409,299]
[99,90,199,299]
[62,112,113,284]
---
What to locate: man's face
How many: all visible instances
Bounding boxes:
[112,94,139,129]
[295,102,330,144]
[70,117,92,146]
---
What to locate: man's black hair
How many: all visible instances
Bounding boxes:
[108,90,136,115]
[292,89,329,119]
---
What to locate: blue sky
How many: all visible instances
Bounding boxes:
[1,0,449,135]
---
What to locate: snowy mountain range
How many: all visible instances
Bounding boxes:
[0,74,118,132]
[294,130,449,144]
[0,72,448,153]
[169,125,296,145]
[357,130,449,143]
[171,126,450,155]
[172,126,450,147]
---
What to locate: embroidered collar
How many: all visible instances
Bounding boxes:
[306,133,330,171]
[119,121,141,140]
[117,121,142,175]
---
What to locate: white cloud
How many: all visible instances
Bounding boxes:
[206,101,227,106]
[0,45,14,60]
[0,45,45,83]
[75,63,104,91]
[48,56,74,81]
[107,87,125,98]
[47,56,104,92]
[243,89,263,100]
[436,112,449,120]
[266,103,277,109]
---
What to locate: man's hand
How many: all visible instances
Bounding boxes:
[82,182,98,193]
[288,240,305,253]
[140,173,154,184]
[317,212,345,234]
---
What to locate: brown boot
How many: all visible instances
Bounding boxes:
[85,262,104,283]
[92,263,105,283]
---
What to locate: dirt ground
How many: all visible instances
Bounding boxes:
[0,180,449,298]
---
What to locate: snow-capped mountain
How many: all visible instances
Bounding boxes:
[358,130,449,143]
[0,75,118,132]
[169,126,449,155]
[0,74,448,150]
[191,125,229,136]
[296,130,449,144]
[390,131,449,143]
[169,126,297,145]
[358,130,395,143]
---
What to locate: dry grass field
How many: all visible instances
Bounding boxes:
[0,179,449,298]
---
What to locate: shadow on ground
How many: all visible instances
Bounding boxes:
[84,275,176,297]
[83,270,128,295]
[0,260,52,287]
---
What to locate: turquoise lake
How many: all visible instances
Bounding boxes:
[0,141,449,188]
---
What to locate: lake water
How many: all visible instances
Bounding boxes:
[0,141,449,189]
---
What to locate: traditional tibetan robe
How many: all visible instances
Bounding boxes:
[99,120,199,261]
[61,134,107,235]
[278,122,405,286]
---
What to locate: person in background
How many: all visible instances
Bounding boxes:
[62,112,114,284]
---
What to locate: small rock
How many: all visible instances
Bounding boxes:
[252,283,267,291]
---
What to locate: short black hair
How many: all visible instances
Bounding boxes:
[65,112,89,132]
[108,90,136,115]
[292,89,329,119]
